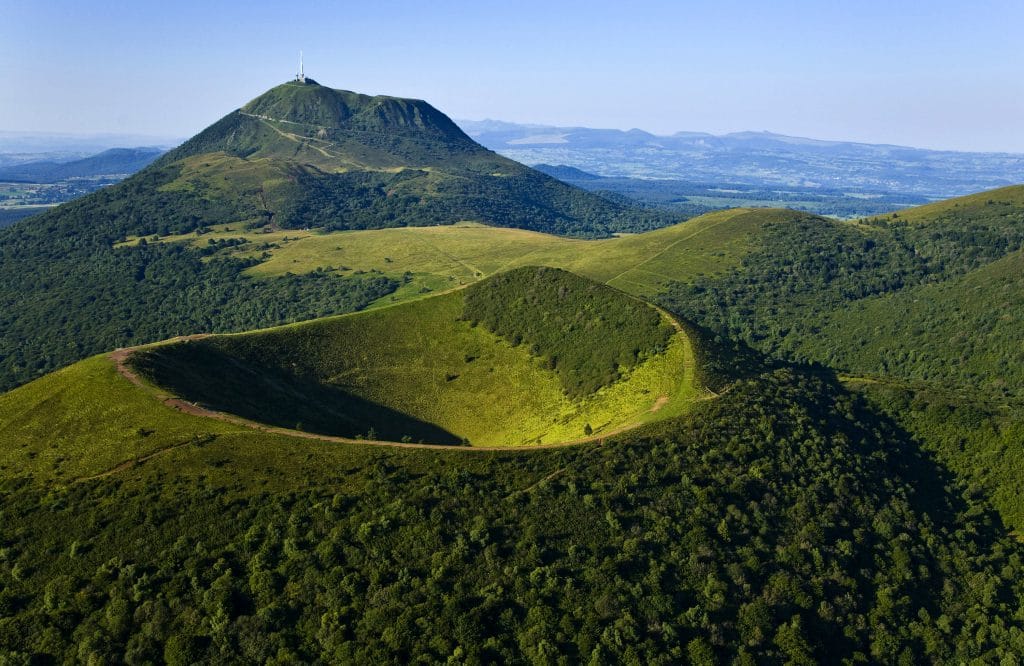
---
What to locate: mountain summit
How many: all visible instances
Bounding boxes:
[143,80,664,236]
[242,81,471,144]
[169,80,477,165]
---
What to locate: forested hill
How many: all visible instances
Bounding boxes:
[0,80,672,393]
[463,267,673,398]
[2,342,1024,661]
[659,185,1024,397]
[658,184,1024,533]
[164,81,479,164]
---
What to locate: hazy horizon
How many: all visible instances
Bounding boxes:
[5,121,1024,159]
[2,0,1022,153]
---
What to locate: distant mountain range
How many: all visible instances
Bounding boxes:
[0,147,165,183]
[458,119,1024,198]
[0,130,179,157]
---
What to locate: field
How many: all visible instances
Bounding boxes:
[118,207,810,306]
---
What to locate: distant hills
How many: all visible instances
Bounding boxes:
[0,130,179,157]
[460,119,1024,198]
[0,147,164,182]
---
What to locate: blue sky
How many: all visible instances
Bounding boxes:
[1,0,1022,151]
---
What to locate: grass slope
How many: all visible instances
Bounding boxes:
[122,207,802,306]
[125,276,701,447]
[0,355,238,483]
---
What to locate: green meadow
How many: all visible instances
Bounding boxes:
[119,206,809,307]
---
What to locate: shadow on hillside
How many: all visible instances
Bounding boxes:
[700,325,1024,613]
[128,343,464,445]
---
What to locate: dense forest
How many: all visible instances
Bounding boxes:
[275,168,675,236]
[463,267,673,398]
[657,191,1024,537]
[2,353,1023,662]
[0,208,397,393]
[0,209,40,228]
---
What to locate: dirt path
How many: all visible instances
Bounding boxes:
[505,466,570,501]
[605,212,740,287]
[72,435,217,483]
[650,395,670,412]
[239,112,365,168]
[109,348,143,386]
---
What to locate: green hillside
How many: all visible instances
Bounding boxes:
[0,354,238,483]
[657,184,1024,532]
[660,185,1024,379]
[120,206,800,306]
[463,267,674,397]
[124,269,700,447]
[874,183,1024,225]
[0,80,676,394]
[154,80,671,236]
[3,337,1024,661]
[801,247,1024,395]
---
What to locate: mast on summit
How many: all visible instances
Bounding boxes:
[296,51,306,83]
